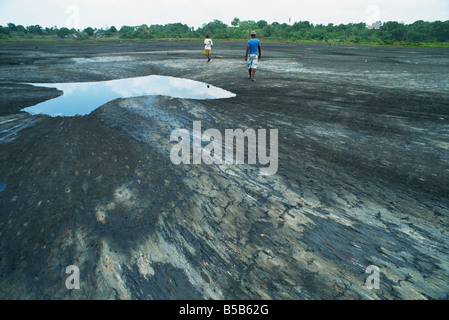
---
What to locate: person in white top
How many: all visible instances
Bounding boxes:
[204,35,213,62]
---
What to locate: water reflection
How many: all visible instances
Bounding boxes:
[22,75,236,117]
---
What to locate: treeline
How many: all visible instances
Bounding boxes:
[1,18,449,45]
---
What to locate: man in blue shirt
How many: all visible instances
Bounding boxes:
[245,30,262,81]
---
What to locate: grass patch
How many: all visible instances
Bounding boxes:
[1,35,448,48]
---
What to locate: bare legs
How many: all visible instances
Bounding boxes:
[249,68,256,81]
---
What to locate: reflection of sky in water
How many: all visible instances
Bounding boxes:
[22,75,236,117]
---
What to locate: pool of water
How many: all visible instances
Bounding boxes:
[22,75,236,117]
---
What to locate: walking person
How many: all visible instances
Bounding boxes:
[245,31,261,81]
[204,35,213,62]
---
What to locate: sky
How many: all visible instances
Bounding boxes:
[1,0,448,30]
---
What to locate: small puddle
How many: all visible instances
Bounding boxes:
[22,75,236,117]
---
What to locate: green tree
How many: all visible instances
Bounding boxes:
[7,23,17,32]
[231,17,240,27]
[407,20,432,42]
[199,20,228,38]
[118,25,135,38]
[104,26,117,37]
[44,27,56,35]
[83,27,94,36]
[239,20,257,35]
[292,21,312,31]
[1,18,447,45]
[135,24,150,39]
[16,25,27,34]
[381,21,406,41]
[0,25,10,37]
[257,20,268,29]
[26,25,43,35]
[78,32,89,40]
[261,24,274,38]
[56,27,71,38]
[430,20,449,42]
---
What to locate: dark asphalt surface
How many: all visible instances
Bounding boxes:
[0,41,448,299]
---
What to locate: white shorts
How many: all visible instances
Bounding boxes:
[247,54,258,69]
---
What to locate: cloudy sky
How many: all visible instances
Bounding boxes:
[1,0,448,29]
